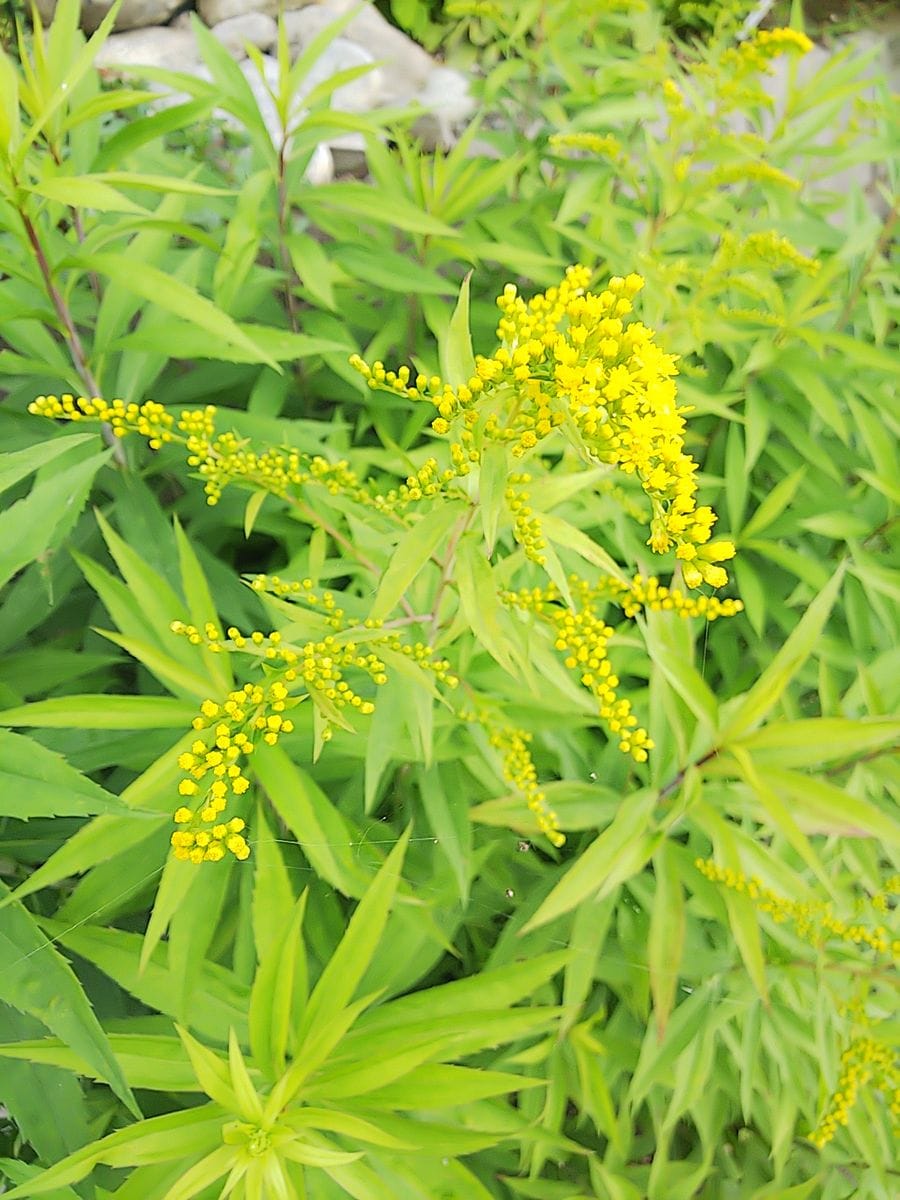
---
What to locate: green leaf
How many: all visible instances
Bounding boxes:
[17,0,124,161]
[354,951,567,1030]
[647,841,685,1040]
[251,744,372,898]
[0,730,131,818]
[0,695,197,729]
[0,1009,91,1169]
[95,629,212,701]
[141,856,201,974]
[720,565,845,742]
[737,717,900,768]
[540,512,629,581]
[524,791,658,931]
[1,1104,225,1198]
[159,1145,235,1200]
[440,272,476,388]
[643,609,718,731]
[176,1027,238,1111]
[763,767,900,845]
[72,252,280,372]
[730,745,832,893]
[25,175,148,214]
[739,467,806,539]
[40,919,250,1044]
[0,1033,198,1092]
[173,516,233,696]
[302,183,461,237]
[478,442,509,556]
[0,434,96,495]
[0,881,139,1117]
[455,532,523,675]
[249,891,308,1080]
[297,827,411,1052]
[358,1063,542,1110]
[0,47,21,155]
[370,503,465,623]
[0,450,110,591]
[243,490,267,539]
[416,764,471,904]
[251,804,296,962]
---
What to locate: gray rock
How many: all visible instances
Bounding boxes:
[35,0,183,33]
[197,0,318,26]
[211,13,279,59]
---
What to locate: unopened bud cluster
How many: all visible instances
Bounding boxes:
[463,708,564,847]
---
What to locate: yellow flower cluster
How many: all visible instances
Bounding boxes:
[465,709,564,847]
[505,580,644,760]
[352,268,735,588]
[694,859,900,957]
[30,394,475,517]
[367,443,477,513]
[549,132,623,161]
[724,27,814,76]
[505,473,546,564]
[718,231,820,276]
[709,161,800,190]
[28,394,176,449]
[606,574,744,620]
[168,609,416,860]
[809,1036,900,1149]
[662,78,687,116]
[248,575,459,687]
[180,416,370,509]
[169,625,301,862]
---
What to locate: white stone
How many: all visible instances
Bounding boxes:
[413,65,476,150]
[211,13,278,59]
[94,26,203,74]
[237,52,284,144]
[305,142,336,185]
[235,55,335,182]
[197,0,319,27]
[283,0,434,106]
[299,38,382,114]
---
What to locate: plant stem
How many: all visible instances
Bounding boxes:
[428,508,474,641]
[18,204,126,464]
[657,745,722,802]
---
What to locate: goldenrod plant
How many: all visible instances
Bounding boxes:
[0,2,897,1198]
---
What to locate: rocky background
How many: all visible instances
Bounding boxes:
[34,0,476,183]
[30,0,900,200]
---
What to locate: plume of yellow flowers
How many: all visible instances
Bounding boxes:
[351,266,736,588]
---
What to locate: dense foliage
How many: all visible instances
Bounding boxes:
[0,2,897,1198]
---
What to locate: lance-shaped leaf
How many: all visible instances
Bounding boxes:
[1,1104,225,1199]
[0,882,138,1116]
[0,450,110,591]
[439,271,476,388]
[0,730,131,819]
[68,251,280,371]
[719,564,845,743]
